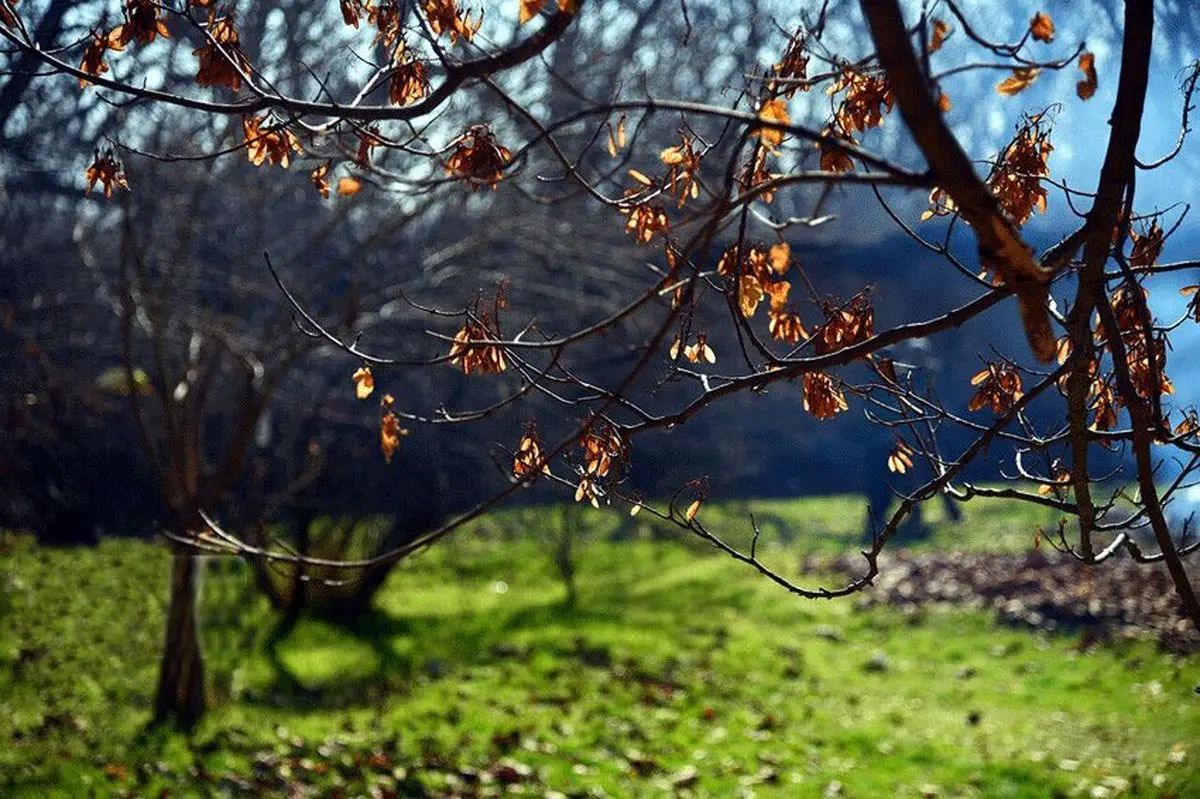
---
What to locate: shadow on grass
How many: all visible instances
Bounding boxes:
[240,558,754,712]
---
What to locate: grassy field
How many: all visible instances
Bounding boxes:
[1,496,1198,797]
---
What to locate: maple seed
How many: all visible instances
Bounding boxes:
[816,125,857,174]
[448,303,508,375]
[628,168,653,186]
[620,202,669,244]
[513,425,551,480]
[1180,285,1200,323]
[986,114,1053,227]
[968,363,1024,415]
[575,477,601,509]
[606,117,627,158]
[803,371,848,420]
[769,309,806,344]
[389,41,430,106]
[675,333,716,364]
[768,242,790,274]
[887,440,914,474]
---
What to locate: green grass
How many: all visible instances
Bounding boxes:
[1,498,1198,797]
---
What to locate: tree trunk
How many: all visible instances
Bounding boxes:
[153,552,206,726]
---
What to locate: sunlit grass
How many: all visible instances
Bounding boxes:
[1,500,1197,797]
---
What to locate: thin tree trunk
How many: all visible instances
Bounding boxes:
[153,551,206,726]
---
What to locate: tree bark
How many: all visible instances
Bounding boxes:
[860,0,1055,362]
[153,552,206,726]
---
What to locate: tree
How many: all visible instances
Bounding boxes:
[4,0,1200,723]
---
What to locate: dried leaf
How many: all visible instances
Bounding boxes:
[337,176,363,196]
[684,498,701,522]
[513,426,550,479]
[628,168,653,186]
[518,0,546,24]
[194,11,251,92]
[310,161,331,198]
[996,68,1040,97]
[928,18,951,53]
[738,274,764,318]
[1029,12,1055,43]
[887,439,914,474]
[352,365,374,399]
[802,371,848,420]
[1076,52,1097,100]
[79,30,111,88]
[423,0,482,44]
[755,98,790,150]
[768,242,791,274]
[244,115,302,168]
[446,124,512,190]
[379,395,408,463]
[84,149,130,198]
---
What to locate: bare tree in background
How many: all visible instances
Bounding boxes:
[4,0,1200,724]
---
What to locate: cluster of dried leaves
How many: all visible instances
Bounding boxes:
[446,125,513,190]
[448,315,508,375]
[968,362,1025,415]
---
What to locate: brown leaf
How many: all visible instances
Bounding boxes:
[79,30,111,88]
[84,149,130,198]
[802,371,848,420]
[446,124,512,190]
[1076,52,1097,100]
[929,18,951,53]
[996,68,1040,97]
[352,365,374,399]
[1029,12,1055,43]
[310,161,331,198]
[755,98,790,150]
[887,439,914,474]
[628,168,653,186]
[519,0,546,24]
[337,176,363,196]
[379,395,408,463]
[768,242,791,274]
